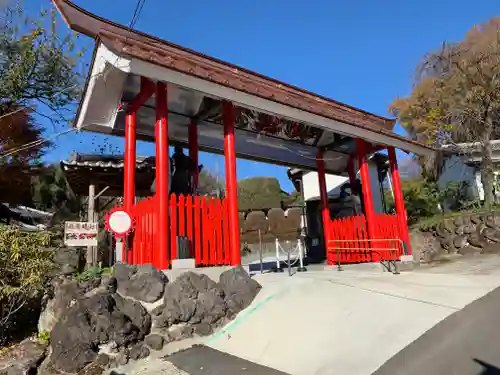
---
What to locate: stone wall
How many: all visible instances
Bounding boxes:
[1,264,261,375]
[410,212,500,263]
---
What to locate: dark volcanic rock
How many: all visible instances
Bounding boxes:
[458,246,481,256]
[463,224,476,234]
[113,293,151,338]
[468,233,487,248]
[144,334,164,351]
[481,243,500,254]
[0,339,47,375]
[48,292,151,373]
[95,353,111,368]
[470,215,482,224]
[192,288,227,324]
[113,263,168,303]
[193,322,213,336]
[483,228,500,243]
[77,362,105,375]
[453,235,469,249]
[156,272,217,327]
[129,344,150,361]
[38,277,82,334]
[219,266,261,316]
[54,247,82,276]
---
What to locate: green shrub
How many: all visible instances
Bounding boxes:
[0,226,56,345]
[74,265,111,282]
[38,330,50,342]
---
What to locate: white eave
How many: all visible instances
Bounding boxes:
[76,41,434,158]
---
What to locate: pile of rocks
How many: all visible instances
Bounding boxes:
[411,213,500,262]
[2,264,261,375]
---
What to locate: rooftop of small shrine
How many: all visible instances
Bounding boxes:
[54,0,434,176]
[61,153,155,196]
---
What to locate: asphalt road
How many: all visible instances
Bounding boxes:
[165,345,290,375]
[372,285,500,375]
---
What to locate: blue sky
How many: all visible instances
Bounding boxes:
[30,0,499,192]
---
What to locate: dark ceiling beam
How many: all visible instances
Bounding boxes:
[194,98,221,122]
[312,129,325,147]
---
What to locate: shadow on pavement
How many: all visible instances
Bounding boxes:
[475,359,500,375]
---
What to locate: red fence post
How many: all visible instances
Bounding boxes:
[186,195,194,258]
[170,194,177,263]
[201,196,208,265]
[215,199,223,265]
[178,194,185,238]
[223,199,231,265]
[194,196,202,265]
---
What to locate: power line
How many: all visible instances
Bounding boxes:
[1,0,149,160]
[0,128,76,160]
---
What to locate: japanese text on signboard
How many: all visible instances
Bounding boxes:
[64,221,98,247]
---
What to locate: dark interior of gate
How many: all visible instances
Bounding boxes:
[55,0,433,270]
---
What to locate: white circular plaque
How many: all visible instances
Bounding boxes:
[108,210,132,235]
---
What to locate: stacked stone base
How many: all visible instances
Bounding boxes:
[1,264,261,375]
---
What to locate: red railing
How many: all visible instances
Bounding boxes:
[124,194,232,268]
[327,214,402,265]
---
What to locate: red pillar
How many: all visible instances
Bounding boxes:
[316,151,330,253]
[356,139,377,251]
[189,120,199,192]
[124,112,136,214]
[124,111,136,263]
[156,82,169,269]
[223,101,241,265]
[347,156,356,187]
[123,78,155,264]
[388,147,412,255]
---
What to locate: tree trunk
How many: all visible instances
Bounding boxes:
[481,113,494,209]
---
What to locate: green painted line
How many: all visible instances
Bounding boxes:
[206,289,283,345]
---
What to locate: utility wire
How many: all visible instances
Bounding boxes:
[1,0,149,160]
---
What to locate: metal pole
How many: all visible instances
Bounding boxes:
[258,229,263,274]
[336,243,343,271]
[275,237,283,272]
[87,182,96,268]
[297,238,307,272]
[223,101,242,265]
[287,245,291,276]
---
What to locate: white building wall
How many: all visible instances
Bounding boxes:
[302,173,348,201]
[302,160,385,213]
[437,155,479,200]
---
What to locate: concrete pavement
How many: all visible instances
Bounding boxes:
[110,256,500,375]
[372,285,500,375]
[207,263,500,375]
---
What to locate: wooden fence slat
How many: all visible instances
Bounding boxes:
[223,199,230,265]
[201,196,208,265]
[186,195,193,258]
[215,199,223,265]
[170,194,178,262]
[178,195,185,237]
[194,196,202,265]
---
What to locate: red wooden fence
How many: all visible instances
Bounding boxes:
[327,214,402,265]
[124,194,232,269]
